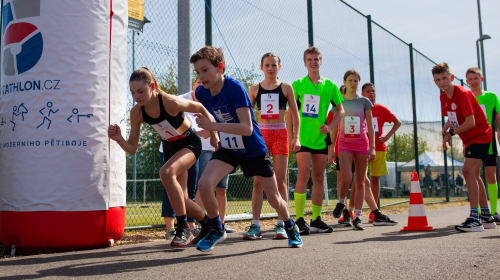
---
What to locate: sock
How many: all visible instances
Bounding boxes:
[339,197,347,205]
[348,206,354,212]
[488,183,498,214]
[284,217,294,229]
[277,219,284,226]
[199,215,211,229]
[312,203,322,221]
[354,209,362,219]
[252,220,260,227]
[480,207,491,218]
[294,192,307,219]
[210,215,223,231]
[373,209,382,218]
[176,214,189,228]
[470,208,479,220]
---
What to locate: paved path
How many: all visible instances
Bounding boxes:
[1,206,499,279]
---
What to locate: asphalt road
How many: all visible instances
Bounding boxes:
[1,205,499,279]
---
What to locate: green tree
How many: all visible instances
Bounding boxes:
[386,132,428,163]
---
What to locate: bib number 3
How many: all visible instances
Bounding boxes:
[344,116,361,138]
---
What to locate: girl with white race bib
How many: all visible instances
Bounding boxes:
[108,67,217,247]
[245,53,301,240]
[330,70,375,230]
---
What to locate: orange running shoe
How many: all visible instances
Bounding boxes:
[368,212,375,223]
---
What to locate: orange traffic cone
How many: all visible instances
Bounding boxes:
[401,172,435,231]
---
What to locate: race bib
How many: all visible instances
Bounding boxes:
[344,116,360,138]
[302,94,320,118]
[219,131,246,151]
[261,93,279,119]
[447,111,459,128]
[151,120,185,142]
[480,104,487,117]
[373,117,379,136]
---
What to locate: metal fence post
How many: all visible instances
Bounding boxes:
[178,0,191,95]
[367,15,375,84]
[205,0,212,46]
[132,30,137,204]
[409,43,420,178]
[307,0,313,46]
[394,133,399,195]
[442,116,450,202]
[324,170,329,206]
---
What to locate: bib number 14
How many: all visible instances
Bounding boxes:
[302,94,320,118]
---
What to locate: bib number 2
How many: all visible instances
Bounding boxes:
[261,93,279,119]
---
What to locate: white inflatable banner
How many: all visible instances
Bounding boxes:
[0,0,127,211]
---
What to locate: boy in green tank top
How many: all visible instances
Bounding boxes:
[466,67,500,225]
[287,46,344,234]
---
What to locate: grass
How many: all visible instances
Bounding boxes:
[124,196,468,228]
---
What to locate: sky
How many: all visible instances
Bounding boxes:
[343,0,500,93]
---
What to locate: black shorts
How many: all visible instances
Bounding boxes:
[335,156,355,172]
[162,127,202,163]
[210,149,274,178]
[297,145,328,155]
[465,143,489,160]
[483,154,497,167]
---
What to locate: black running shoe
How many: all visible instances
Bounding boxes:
[493,213,500,225]
[191,226,211,244]
[333,202,345,218]
[373,213,398,226]
[480,216,497,229]
[455,217,484,232]
[341,209,352,227]
[310,216,333,233]
[352,217,365,230]
[295,217,310,235]
[171,225,193,247]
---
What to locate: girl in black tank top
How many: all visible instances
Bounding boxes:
[108,67,217,247]
[246,53,302,236]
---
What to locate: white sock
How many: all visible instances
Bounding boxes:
[277,219,284,226]
[252,220,260,227]
[339,197,347,204]
[354,209,362,219]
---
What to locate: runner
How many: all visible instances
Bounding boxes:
[466,67,499,226]
[361,82,402,224]
[244,52,301,240]
[108,67,214,246]
[190,46,302,251]
[328,85,355,226]
[435,63,493,232]
[160,78,202,241]
[289,46,344,235]
[331,70,375,230]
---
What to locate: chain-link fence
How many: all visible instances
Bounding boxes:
[124,0,484,229]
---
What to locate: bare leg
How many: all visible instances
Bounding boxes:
[198,159,234,218]
[353,153,368,211]
[338,151,354,199]
[475,164,489,208]
[251,178,264,221]
[371,176,381,203]
[258,175,290,219]
[462,158,482,210]
[216,188,227,223]
[311,153,328,207]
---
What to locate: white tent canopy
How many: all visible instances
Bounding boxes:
[398,151,464,172]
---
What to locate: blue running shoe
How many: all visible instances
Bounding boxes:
[285,224,303,248]
[196,228,227,252]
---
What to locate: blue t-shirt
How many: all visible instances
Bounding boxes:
[195,76,267,158]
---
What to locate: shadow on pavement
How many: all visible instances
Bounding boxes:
[333,226,458,245]
[0,235,283,279]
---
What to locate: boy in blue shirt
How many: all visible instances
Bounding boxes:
[191,46,302,251]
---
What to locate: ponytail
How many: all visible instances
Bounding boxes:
[129,67,160,92]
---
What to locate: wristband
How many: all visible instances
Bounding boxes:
[448,129,454,136]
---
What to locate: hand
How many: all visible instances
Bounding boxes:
[442,134,451,151]
[194,113,214,131]
[108,124,123,142]
[328,150,336,165]
[367,147,376,162]
[442,123,451,135]
[210,132,219,152]
[198,129,210,139]
[320,124,332,134]
[377,135,390,144]
[290,137,301,152]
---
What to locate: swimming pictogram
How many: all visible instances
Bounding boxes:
[10,103,28,131]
